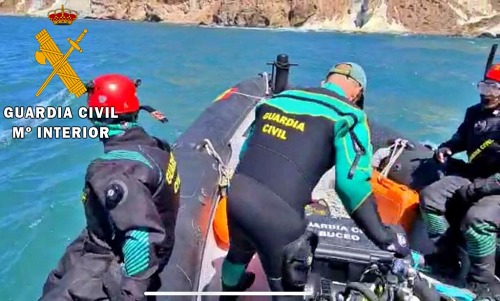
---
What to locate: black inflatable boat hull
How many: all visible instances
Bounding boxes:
[158,76,268,296]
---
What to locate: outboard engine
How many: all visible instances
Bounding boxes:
[267,54,298,94]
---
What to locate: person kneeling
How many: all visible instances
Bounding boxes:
[419,64,500,300]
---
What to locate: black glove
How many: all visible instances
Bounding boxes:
[456,173,500,204]
[434,147,452,163]
[384,226,411,259]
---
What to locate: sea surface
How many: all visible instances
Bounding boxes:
[0,15,495,300]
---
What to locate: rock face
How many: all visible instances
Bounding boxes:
[1,0,499,37]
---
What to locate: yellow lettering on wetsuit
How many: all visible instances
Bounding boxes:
[166,153,181,194]
[166,154,177,185]
[469,139,494,162]
[260,112,307,140]
[174,174,181,194]
[262,124,287,140]
[262,112,306,132]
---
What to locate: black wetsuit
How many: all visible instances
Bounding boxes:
[222,84,404,296]
[419,104,500,291]
[39,127,181,301]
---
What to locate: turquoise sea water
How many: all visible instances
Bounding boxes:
[0,15,495,300]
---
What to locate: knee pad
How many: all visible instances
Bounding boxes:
[282,231,319,290]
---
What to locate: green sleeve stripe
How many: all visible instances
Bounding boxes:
[333,113,374,214]
[123,230,150,276]
[340,136,371,171]
[97,150,163,181]
[98,150,152,169]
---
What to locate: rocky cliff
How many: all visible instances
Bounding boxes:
[1,0,499,37]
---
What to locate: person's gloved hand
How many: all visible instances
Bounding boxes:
[391,258,411,276]
[434,147,452,163]
[456,173,500,204]
[384,227,411,258]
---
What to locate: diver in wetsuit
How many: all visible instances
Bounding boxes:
[39,74,180,301]
[419,64,500,299]
[220,63,410,301]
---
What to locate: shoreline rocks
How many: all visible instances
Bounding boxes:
[1,0,499,38]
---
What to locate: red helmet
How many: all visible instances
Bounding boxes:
[87,74,141,114]
[485,63,500,82]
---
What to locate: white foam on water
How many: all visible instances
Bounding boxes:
[200,25,318,33]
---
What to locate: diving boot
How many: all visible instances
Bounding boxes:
[219,272,255,301]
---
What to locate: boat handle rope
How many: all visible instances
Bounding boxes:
[201,138,231,197]
[379,139,409,180]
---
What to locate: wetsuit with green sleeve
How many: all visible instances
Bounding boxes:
[222,83,408,295]
[40,127,181,301]
[236,83,397,249]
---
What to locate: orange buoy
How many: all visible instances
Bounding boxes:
[370,170,420,233]
[213,196,230,250]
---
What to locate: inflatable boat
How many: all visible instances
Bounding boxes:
[155,55,475,301]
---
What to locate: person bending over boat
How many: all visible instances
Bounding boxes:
[39,74,180,301]
[419,64,500,299]
[220,63,410,300]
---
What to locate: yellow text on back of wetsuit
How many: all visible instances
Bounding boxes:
[166,153,181,194]
[469,138,494,162]
[260,112,306,140]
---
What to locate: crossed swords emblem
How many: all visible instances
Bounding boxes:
[34,28,88,98]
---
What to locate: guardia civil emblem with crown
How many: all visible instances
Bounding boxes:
[47,5,78,25]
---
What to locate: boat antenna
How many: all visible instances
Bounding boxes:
[267,54,298,94]
[484,44,498,79]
